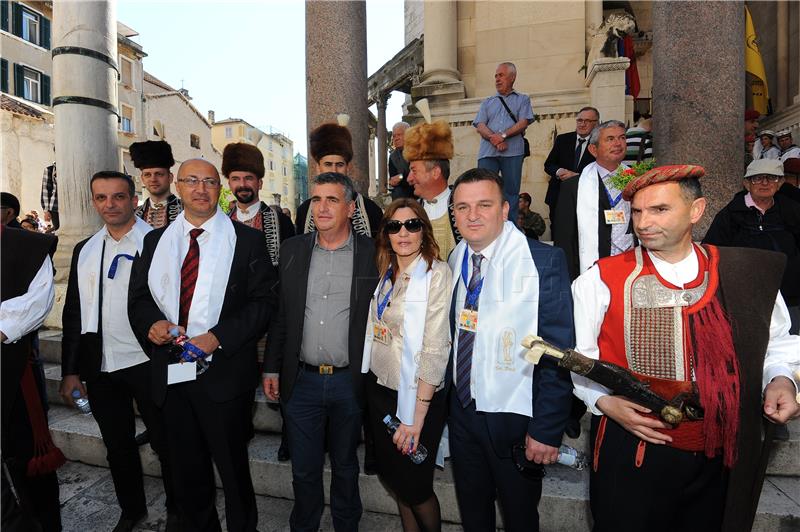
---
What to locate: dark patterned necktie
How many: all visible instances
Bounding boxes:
[575,138,585,169]
[456,253,483,407]
[179,228,204,328]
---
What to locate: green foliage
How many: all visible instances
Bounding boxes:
[218,186,235,214]
[608,159,656,191]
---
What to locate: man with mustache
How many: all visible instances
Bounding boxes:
[552,120,633,280]
[223,142,295,267]
[131,141,183,229]
[571,164,799,531]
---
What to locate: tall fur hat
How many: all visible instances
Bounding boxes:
[309,121,353,164]
[222,142,265,178]
[129,140,175,170]
[403,99,453,162]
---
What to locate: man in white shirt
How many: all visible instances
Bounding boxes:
[552,119,633,280]
[59,171,176,532]
[128,159,277,532]
[1,224,62,531]
[571,164,800,531]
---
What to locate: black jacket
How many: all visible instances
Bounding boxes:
[128,221,278,406]
[543,131,595,209]
[264,231,379,406]
[704,192,800,305]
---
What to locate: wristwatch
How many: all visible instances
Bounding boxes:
[500,132,507,139]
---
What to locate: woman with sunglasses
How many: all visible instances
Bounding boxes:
[361,198,452,532]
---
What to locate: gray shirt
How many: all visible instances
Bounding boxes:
[299,231,354,367]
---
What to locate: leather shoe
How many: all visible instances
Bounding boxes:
[134,430,150,446]
[112,511,146,532]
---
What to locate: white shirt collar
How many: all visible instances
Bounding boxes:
[423,187,450,220]
[180,206,225,237]
[646,246,699,288]
[101,217,151,247]
[236,201,261,222]
[467,235,500,264]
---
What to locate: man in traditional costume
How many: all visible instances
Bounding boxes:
[777,129,800,163]
[60,171,177,531]
[129,159,276,531]
[295,117,383,238]
[1,225,63,531]
[131,140,182,228]
[447,168,574,531]
[552,119,633,281]
[223,142,295,267]
[404,99,461,260]
[571,164,800,531]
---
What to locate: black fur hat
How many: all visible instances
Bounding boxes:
[129,140,175,171]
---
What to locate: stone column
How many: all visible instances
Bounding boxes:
[376,93,388,194]
[306,1,369,194]
[777,1,789,110]
[585,0,604,57]
[653,1,744,238]
[420,0,459,84]
[47,0,119,325]
[585,57,630,123]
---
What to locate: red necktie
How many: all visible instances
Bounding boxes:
[179,228,204,328]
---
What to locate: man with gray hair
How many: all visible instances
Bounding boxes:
[389,121,414,199]
[553,120,633,280]
[263,172,379,531]
[473,61,535,223]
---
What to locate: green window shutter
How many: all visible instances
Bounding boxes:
[11,2,21,38]
[40,16,50,49]
[13,63,24,97]
[40,73,49,105]
[1,59,8,93]
[1,1,9,32]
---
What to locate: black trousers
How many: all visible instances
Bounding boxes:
[87,362,175,519]
[448,393,542,532]
[164,382,257,532]
[589,415,728,532]
[1,379,60,532]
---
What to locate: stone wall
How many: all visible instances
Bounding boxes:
[404,0,423,45]
[0,111,54,216]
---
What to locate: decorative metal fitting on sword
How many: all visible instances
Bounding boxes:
[521,335,700,426]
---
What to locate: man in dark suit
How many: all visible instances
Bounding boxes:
[447,168,575,532]
[263,172,379,532]
[60,171,175,532]
[543,106,599,226]
[129,159,277,532]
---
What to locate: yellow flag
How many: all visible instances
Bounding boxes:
[745,6,769,114]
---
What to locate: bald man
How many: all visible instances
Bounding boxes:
[129,159,278,532]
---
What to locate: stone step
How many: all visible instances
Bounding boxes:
[47,405,800,531]
[59,460,466,531]
[42,361,800,478]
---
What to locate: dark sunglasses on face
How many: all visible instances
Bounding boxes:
[384,218,424,234]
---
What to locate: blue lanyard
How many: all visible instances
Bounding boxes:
[602,176,624,208]
[376,268,394,321]
[107,253,135,279]
[461,251,484,309]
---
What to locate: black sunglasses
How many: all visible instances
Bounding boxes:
[384,218,424,234]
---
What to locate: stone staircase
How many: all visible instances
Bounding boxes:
[38,330,800,531]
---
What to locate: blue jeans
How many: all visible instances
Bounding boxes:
[478,155,525,222]
[284,368,363,532]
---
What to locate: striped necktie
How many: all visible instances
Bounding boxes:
[179,228,204,329]
[455,253,483,407]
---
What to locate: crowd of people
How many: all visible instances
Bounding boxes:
[2,61,800,532]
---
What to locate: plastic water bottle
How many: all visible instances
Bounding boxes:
[71,389,91,415]
[383,414,428,465]
[557,444,589,470]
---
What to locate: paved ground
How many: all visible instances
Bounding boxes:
[57,461,464,532]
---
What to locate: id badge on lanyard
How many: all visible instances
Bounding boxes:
[459,251,483,333]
